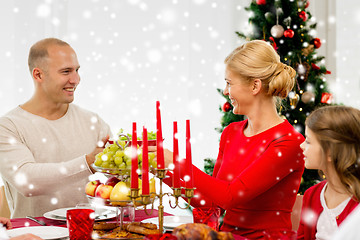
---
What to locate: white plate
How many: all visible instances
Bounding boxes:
[7,226,68,239]
[142,216,193,229]
[44,207,118,221]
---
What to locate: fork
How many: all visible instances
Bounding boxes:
[26,216,47,226]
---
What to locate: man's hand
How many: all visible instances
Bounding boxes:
[147,146,173,168]
[86,135,109,172]
[0,217,12,229]
[11,234,44,240]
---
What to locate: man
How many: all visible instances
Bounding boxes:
[1,216,43,239]
[0,38,111,218]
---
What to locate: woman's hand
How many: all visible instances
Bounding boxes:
[148,146,174,168]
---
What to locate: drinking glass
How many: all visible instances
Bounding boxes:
[67,208,95,240]
[192,207,221,231]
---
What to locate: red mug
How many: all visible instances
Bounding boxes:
[67,208,95,240]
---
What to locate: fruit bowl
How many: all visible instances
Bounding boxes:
[92,164,158,177]
[92,163,131,176]
[87,195,133,207]
[87,195,154,208]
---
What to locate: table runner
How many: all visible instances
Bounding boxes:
[10,209,170,229]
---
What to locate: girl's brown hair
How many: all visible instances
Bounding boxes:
[306,105,360,201]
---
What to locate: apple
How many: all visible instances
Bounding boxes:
[105,176,120,187]
[110,181,131,206]
[85,180,101,197]
[95,184,113,199]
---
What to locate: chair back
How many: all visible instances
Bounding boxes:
[291,194,303,231]
[0,185,11,218]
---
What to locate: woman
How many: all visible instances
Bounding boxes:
[155,40,305,239]
[297,106,360,240]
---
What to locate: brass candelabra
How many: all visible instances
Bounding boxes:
[130,168,194,234]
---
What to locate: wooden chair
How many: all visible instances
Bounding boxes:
[291,194,303,231]
[0,185,11,218]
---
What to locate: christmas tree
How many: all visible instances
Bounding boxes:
[207,0,333,194]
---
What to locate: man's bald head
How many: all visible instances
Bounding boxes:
[28,38,71,74]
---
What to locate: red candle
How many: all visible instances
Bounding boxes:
[185,119,194,189]
[142,126,150,195]
[131,122,138,189]
[173,121,180,188]
[156,101,165,169]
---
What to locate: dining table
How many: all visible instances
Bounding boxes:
[9,209,246,240]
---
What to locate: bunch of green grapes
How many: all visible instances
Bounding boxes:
[94,140,157,170]
[118,129,157,140]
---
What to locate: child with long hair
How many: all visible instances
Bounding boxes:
[297,105,360,239]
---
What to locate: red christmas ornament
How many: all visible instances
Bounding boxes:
[269,37,278,50]
[298,11,308,22]
[305,1,310,8]
[256,0,266,5]
[311,63,320,70]
[321,92,333,104]
[313,38,321,49]
[222,102,232,112]
[284,29,294,38]
[311,63,331,74]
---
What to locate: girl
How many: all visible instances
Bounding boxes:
[298,105,360,239]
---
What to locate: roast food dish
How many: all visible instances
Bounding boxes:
[93,221,159,239]
[172,223,234,240]
[142,216,193,230]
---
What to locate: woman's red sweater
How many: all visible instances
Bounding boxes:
[166,120,305,239]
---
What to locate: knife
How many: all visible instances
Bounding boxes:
[26,216,47,226]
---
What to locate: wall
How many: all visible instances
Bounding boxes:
[0,0,359,216]
[0,0,250,215]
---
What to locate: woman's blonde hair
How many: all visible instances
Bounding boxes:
[224,40,296,99]
[306,105,360,201]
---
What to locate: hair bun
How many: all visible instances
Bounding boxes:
[268,62,296,98]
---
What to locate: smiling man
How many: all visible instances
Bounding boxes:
[0,38,111,218]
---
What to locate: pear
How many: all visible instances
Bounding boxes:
[110,181,131,206]
[150,178,156,199]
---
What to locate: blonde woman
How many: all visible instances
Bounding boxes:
[298,106,360,240]
[154,40,305,239]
